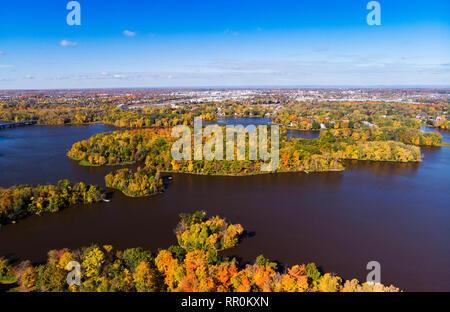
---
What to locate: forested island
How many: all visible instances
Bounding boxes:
[0,180,102,225]
[105,167,164,197]
[65,124,431,197]
[0,212,400,292]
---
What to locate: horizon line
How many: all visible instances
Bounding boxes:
[1,85,450,92]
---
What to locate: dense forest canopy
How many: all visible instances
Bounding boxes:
[105,167,164,197]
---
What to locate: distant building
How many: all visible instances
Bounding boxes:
[362,121,377,127]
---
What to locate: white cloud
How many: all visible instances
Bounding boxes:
[0,50,4,55]
[113,74,125,79]
[24,75,35,79]
[0,64,14,68]
[123,30,136,37]
[60,40,78,47]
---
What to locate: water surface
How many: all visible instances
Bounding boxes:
[0,124,117,187]
[0,124,449,291]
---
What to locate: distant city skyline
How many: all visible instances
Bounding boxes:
[0,0,449,90]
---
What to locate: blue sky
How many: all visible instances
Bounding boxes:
[0,0,449,89]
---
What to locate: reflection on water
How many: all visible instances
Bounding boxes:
[0,125,450,291]
[344,159,420,176]
[285,129,320,139]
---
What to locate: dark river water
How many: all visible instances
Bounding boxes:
[0,124,449,291]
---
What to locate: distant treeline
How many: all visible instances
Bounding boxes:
[2,96,448,134]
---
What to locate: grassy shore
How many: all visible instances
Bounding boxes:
[78,160,101,167]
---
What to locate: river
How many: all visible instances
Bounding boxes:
[0,123,449,291]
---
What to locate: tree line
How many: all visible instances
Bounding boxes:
[320,127,442,146]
